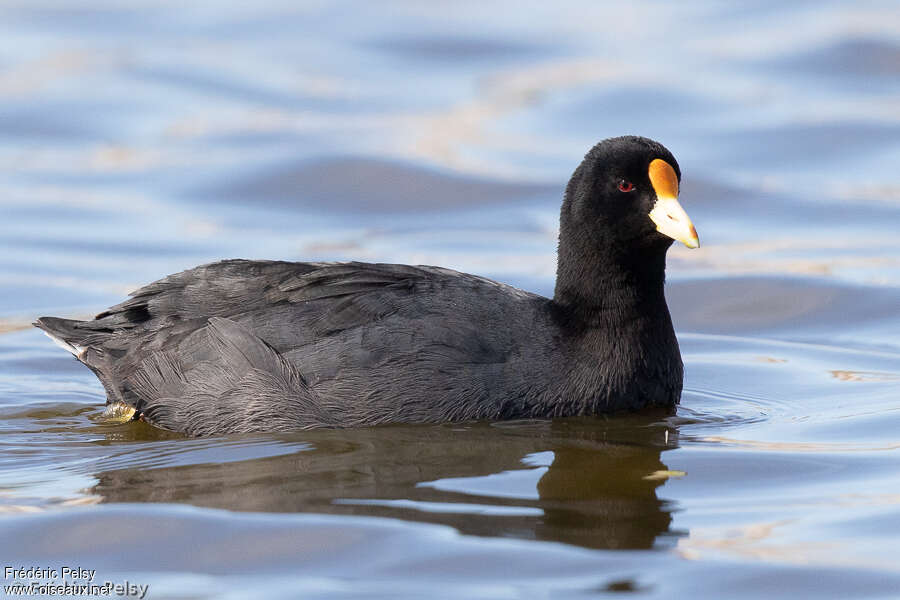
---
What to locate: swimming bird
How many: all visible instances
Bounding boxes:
[35,136,699,435]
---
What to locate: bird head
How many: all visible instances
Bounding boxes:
[561,136,699,252]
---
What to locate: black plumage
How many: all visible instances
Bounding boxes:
[35,136,695,435]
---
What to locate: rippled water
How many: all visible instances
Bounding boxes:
[2,1,899,598]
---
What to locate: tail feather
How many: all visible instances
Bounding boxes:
[33,317,92,358]
[34,316,132,407]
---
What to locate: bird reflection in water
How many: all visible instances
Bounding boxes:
[91,414,683,551]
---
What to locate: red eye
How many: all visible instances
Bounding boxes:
[618,180,635,192]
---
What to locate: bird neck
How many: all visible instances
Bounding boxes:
[552,237,670,330]
[548,237,681,415]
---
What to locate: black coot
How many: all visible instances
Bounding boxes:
[36,136,699,435]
